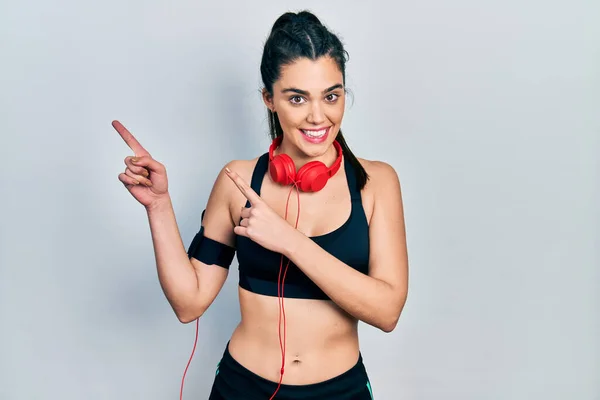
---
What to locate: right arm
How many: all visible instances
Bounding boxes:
[112,120,247,323]
[146,165,237,323]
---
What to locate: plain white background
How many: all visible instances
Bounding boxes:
[1,0,598,399]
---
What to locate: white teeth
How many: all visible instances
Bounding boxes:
[301,128,327,138]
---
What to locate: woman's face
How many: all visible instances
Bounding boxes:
[264,56,346,163]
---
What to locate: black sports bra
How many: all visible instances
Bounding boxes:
[234,152,370,300]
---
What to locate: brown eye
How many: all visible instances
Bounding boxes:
[289,95,305,105]
[326,93,339,102]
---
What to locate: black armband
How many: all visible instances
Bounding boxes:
[187,209,235,269]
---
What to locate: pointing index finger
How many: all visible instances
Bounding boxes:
[225,167,261,205]
[112,120,150,157]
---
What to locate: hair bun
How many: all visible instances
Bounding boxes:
[271,12,295,32]
[296,11,322,26]
[270,10,322,34]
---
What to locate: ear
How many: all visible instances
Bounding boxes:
[262,88,275,112]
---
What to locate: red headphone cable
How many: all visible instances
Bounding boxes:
[180,183,301,400]
[180,317,199,400]
[269,182,300,399]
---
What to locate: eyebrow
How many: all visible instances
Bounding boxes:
[281,83,344,96]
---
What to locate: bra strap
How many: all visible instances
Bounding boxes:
[344,156,362,202]
[245,152,269,208]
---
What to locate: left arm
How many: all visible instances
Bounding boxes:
[224,162,409,332]
[284,162,409,332]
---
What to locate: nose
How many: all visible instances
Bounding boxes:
[307,102,325,125]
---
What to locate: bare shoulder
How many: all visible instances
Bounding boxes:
[219,156,262,211]
[202,156,261,234]
[350,157,402,224]
[223,158,259,184]
[357,157,401,192]
[211,157,259,197]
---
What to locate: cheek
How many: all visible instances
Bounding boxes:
[277,105,306,127]
[328,104,345,123]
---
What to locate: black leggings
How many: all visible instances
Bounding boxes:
[208,343,374,400]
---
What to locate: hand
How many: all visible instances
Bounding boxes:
[225,167,300,255]
[112,120,169,208]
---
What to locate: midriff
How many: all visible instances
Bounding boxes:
[227,286,361,385]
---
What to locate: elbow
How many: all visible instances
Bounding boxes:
[380,315,400,333]
[177,313,199,324]
[370,310,400,333]
[174,304,206,324]
[379,293,407,333]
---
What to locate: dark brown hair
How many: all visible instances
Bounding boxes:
[260,10,368,189]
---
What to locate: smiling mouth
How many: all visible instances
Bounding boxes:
[300,127,330,139]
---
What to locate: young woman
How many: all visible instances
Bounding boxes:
[114,10,408,400]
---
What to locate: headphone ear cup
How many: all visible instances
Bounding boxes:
[269,153,297,185]
[297,161,329,192]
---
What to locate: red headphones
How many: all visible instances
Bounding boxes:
[268,135,343,192]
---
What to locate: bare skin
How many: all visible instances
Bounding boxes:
[225,155,379,384]
[113,55,408,386]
